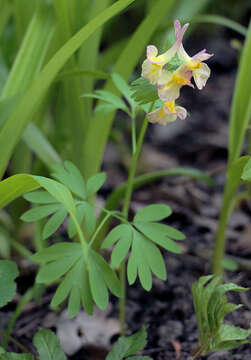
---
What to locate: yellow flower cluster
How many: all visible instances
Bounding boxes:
[142,20,213,126]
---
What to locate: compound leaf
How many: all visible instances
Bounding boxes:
[33,329,66,360]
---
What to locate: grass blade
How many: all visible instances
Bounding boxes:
[228,19,251,165]
[0,0,136,179]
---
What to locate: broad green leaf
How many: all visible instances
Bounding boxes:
[33,329,66,360]
[0,260,19,308]
[133,204,172,223]
[86,172,106,197]
[42,208,68,240]
[0,348,4,354]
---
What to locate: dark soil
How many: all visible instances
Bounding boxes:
[1,28,251,360]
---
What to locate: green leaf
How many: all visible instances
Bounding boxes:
[23,190,57,204]
[111,72,135,111]
[106,325,150,360]
[94,103,118,115]
[33,329,66,360]
[42,208,68,240]
[83,90,128,113]
[0,260,19,308]
[135,222,182,253]
[35,245,81,284]
[21,204,62,222]
[33,243,119,316]
[221,258,238,271]
[111,234,132,268]
[130,77,159,105]
[88,249,121,309]
[51,256,94,316]
[228,19,251,165]
[102,224,132,249]
[88,252,109,310]
[192,275,251,355]
[0,0,136,179]
[0,347,4,354]
[90,250,121,297]
[133,204,172,223]
[52,161,86,199]
[68,202,96,237]
[241,157,251,181]
[86,172,106,197]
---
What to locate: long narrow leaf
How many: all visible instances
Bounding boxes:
[0,0,135,179]
[228,20,251,165]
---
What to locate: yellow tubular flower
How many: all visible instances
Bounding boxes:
[141,20,189,85]
[174,20,214,90]
[157,65,194,102]
[147,100,187,126]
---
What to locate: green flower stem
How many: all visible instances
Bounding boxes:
[119,102,154,334]
[89,213,111,247]
[212,184,232,275]
[72,215,88,260]
[131,112,137,154]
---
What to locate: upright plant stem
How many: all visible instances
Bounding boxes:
[119,103,153,334]
[212,184,231,275]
